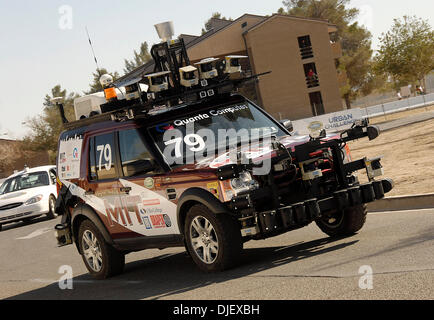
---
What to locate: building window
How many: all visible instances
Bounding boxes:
[303,63,320,88]
[309,92,325,116]
[298,35,314,59]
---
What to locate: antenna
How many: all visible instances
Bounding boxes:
[85,26,100,72]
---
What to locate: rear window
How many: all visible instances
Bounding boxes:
[89,133,118,180]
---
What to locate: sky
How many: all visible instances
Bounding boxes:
[0,0,433,139]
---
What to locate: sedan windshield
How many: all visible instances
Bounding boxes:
[0,172,49,195]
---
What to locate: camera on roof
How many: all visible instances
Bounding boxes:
[194,57,219,80]
[125,82,141,101]
[146,71,170,93]
[224,55,248,74]
[179,65,199,87]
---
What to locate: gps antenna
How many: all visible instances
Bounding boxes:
[85,26,101,72]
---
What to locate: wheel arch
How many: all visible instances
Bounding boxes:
[71,203,114,253]
[176,187,229,234]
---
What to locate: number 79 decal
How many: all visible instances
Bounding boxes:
[96,144,112,171]
[164,134,205,158]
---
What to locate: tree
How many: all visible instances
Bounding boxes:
[85,68,120,94]
[201,12,233,35]
[374,15,434,91]
[23,85,79,162]
[281,0,376,108]
[123,41,152,74]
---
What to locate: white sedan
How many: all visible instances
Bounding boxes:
[0,165,58,231]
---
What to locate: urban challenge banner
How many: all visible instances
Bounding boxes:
[292,108,363,135]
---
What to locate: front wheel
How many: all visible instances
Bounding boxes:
[78,220,125,279]
[184,204,242,272]
[316,204,367,237]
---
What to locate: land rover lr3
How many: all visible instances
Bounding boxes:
[54,22,393,279]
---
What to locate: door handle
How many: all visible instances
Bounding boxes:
[120,186,132,194]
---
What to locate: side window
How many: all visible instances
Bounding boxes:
[89,137,98,181]
[118,129,160,177]
[49,169,56,184]
[91,133,118,180]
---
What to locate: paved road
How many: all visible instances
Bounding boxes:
[0,209,433,300]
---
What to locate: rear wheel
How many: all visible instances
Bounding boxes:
[0,224,2,232]
[316,204,367,237]
[184,204,242,272]
[46,195,57,219]
[78,220,125,279]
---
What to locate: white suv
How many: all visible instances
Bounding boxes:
[0,166,58,231]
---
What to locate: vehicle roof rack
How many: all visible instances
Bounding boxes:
[59,21,271,130]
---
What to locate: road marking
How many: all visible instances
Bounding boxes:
[16,227,53,240]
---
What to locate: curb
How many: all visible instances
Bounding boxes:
[367,193,434,212]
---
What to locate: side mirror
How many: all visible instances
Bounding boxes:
[280,119,293,132]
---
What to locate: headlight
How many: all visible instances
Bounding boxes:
[25,194,43,205]
[223,171,258,200]
[231,172,254,189]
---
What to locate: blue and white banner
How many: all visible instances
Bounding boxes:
[292,108,363,135]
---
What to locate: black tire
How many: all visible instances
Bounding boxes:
[316,204,367,237]
[46,195,57,219]
[0,224,2,232]
[78,219,125,279]
[22,217,35,224]
[184,204,242,272]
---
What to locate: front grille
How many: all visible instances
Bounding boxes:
[0,202,23,211]
[0,211,33,222]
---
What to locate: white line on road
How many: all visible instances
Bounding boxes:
[16,227,53,240]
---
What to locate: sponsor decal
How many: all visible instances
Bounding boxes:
[144,177,155,189]
[57,134,83,179]
[156,123,175,133]
[172,104,249,127]
[142,216,153,229]
[142,199,160,206]
[150,214,166,228]
[163,214,172,227]
[206,181,220,199]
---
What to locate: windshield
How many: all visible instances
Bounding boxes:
[149,101,287,165]
[0,171,49,195]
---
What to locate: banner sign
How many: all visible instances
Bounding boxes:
[292,108,363,135]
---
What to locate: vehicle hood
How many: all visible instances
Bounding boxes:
[0,186,50,205]
[174,133,338,171]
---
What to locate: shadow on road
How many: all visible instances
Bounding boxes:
[6,235,358,300]
[1,215,59,232]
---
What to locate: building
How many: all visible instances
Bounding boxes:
[0,139,50,179]
[116,14,346,121]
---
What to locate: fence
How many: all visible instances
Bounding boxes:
[360,93,434,118]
